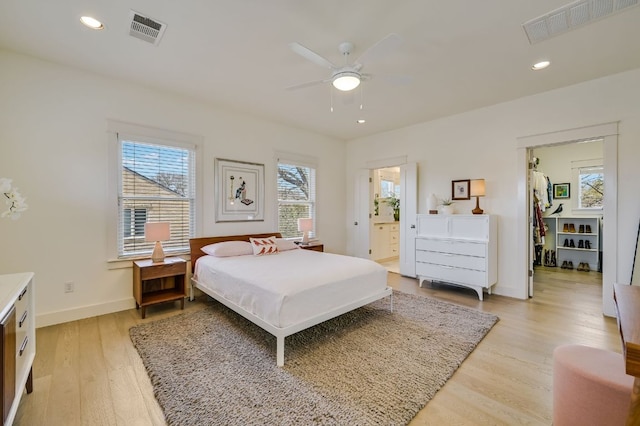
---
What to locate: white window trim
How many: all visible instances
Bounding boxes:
[107,120,203,267]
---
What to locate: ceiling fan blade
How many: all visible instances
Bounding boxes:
[354,33,403,67]
[285,78,329,91]
[289,42,337,70]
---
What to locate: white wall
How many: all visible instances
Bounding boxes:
[0,49,346,326]
[345,67,640,299]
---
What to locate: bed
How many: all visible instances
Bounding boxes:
[189,233,392,366]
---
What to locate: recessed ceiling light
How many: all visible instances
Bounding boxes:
[80,16,104,30]
[532,60,550,70]
[357,119,366,124]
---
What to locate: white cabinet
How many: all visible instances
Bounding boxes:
[0,273,35,425]
[371,222,399,261]
[415,215,497,300]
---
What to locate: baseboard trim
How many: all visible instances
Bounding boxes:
[36,298,134,328]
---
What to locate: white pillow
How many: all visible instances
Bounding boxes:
[201,241,253,257]
[276,238,299,252]
[249,236,279,256]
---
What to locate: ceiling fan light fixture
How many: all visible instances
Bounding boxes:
[332,72,361,91]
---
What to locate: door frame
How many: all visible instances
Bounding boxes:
[516,122,618,316]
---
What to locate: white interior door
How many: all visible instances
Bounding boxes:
[353,169,372,259]
[528,150,535,297]
[400,162,417,277]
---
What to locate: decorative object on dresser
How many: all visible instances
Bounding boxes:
[470,179,486,215]
[297,217,313,244]
[0,178,28,220]
[415,214,498,300]
[439,198,455,215]
[0,272,35,425]
[451,179,471,200]
[133,257,187,319]
[427,193,438,214]
[129,291,498,425]
[144,222,170,263]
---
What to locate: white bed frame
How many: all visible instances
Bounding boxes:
[189,234,393,366]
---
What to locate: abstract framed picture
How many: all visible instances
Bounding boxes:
[553,183,570,199]
[451,179,471,200]
[215,158,264,222]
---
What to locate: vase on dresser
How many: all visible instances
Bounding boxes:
[440,205,455,215]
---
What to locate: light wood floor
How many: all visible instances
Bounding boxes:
[14,267,617,426]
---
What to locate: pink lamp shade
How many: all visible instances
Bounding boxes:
[145,222,170,262]
[297,218,313,244]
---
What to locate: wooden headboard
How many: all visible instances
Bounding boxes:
[189,233,282,272]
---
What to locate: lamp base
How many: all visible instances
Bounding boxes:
[472,196,484,215]
[151,241,166,263]
[301,231,309,244]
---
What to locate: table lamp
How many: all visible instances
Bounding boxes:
[297,218,313,244]
[145,222,170,262]
[470,179,486,215]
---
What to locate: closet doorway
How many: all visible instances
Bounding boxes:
[517,122,618,315]
[530,140,604,295]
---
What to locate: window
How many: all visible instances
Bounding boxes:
[578,165,603,209]
[117,137,196,258]
[277,156,316,239]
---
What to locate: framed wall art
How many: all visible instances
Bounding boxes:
[215,158,265,222]
[553,183,570,199]
[451,179,471,200]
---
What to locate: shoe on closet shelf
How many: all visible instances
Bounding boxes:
[551,250,557,267]
[586,224,592,233]
[564,239,569,247]
[569,223,576,233]
[578,240,584,249]
[577,262,585,271]
[563,223,569,232]
[568,261,574,270]
[570,239,576,248]
[583,263,591,272]
[579,224,585,233]
[561,260,568,269]
[585,240,592,250]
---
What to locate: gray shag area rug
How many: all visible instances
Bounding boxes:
[129,291,498,425]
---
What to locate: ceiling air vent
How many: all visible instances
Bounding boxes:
[128,10,167,46]
[522,0,639,44]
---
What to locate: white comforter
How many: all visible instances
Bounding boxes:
[194,249,388,328]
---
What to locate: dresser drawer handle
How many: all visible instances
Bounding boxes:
[19,336,28,356]
[18,286,28,301]
[19,311,27,328]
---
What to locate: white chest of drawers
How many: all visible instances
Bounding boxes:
[415,215,497,300]
[0,273,35,425]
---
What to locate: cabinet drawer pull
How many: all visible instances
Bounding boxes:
[19,311,27,328]
[19,336,28,356]
[18,286,28,301]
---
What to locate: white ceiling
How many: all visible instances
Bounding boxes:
[1,0,639,140]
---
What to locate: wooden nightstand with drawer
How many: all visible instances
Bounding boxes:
[133,257,187,319]
[299,242,324,252]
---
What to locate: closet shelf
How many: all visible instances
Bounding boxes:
[557,247,598,252]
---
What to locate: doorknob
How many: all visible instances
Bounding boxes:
[354,221,358,225]
[410,224,416,229]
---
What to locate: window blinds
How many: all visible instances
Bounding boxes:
[118,137,195,258]
[277,156,316,239]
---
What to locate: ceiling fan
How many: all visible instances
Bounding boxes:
[287,33,407,92]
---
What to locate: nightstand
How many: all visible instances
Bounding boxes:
[299,242,324,252]
[133,257,187,319]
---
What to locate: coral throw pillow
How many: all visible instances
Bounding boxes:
[249,236,279,256]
